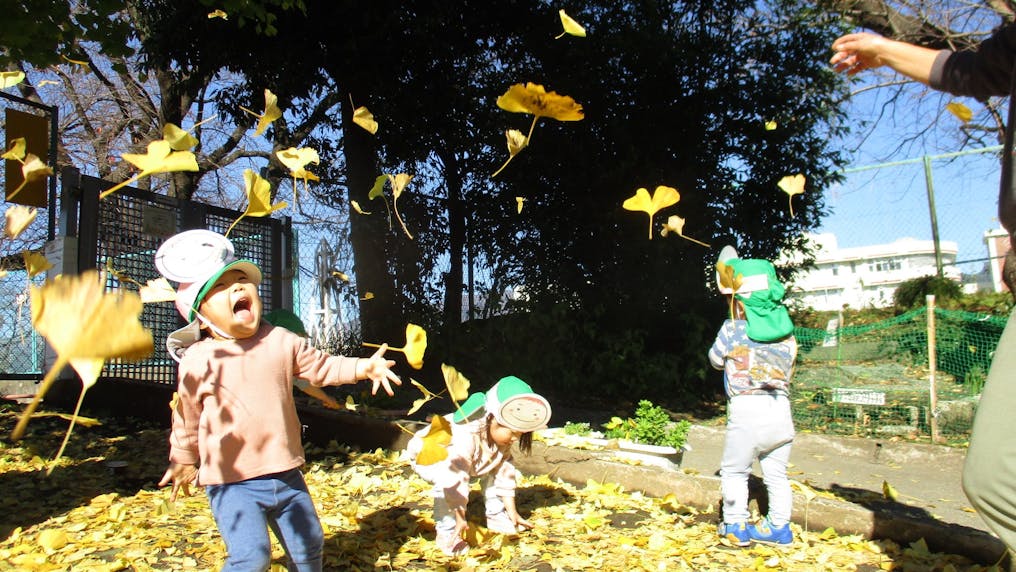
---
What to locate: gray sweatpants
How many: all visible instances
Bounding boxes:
[721,393,795,525]
[963,309,1016,561]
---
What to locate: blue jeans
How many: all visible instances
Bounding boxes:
[206,468,324,572]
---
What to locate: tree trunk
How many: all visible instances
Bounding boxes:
[440,149,466,326]
[341,90,403,344]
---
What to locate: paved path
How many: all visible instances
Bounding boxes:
[681,424,985,532]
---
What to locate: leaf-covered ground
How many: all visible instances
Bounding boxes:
[0,407,1002,571]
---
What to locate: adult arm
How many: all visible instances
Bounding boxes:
[831,32,941,84]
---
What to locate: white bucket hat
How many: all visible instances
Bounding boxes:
[154,229,262,360]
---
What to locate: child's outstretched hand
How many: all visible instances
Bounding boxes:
[357,343,401,396]
[158,462,198,502]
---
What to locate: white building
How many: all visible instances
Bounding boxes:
[782,233,960,311]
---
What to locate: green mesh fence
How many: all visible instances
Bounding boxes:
[792,307,1007,442]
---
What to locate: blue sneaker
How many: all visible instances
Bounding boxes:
[718,522,750,547]
[748,518,793,545]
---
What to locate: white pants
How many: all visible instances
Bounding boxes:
[720,393,795,525]
[433,475,507,536]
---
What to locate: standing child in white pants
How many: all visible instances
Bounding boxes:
[709,247,798,546]
[405,376,551,556]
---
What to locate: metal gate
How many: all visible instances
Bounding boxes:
[58,166,294,387]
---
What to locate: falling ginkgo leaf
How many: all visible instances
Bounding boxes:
[764,120,778,131]
[12,270,154,449]
[7,153,54,201]
[332,270,349,282]
[139,277,178,304]
[37,79,58,87]
[2,137,26,161]
[415,414,452,466]
[5,205,37,239]
[364,323,427,369]
[516,196,526,214]
[777,173,806,218]
[61,54,89,67]
[353,106,378,135]
[622,185,680,240]
[23,250,53,278]
[388,173,415,239]
[716,261,744,320]
[882,479,900,502]
[344,395,358,411]
[276,146,320,208]
[555,9,587,39]
[407,378,440,416]
[101,140,199,199]
[361,292,374,301]
[240,89,282,137]
[0,71,25,89]
[441,363,470,404]
[493,83,584,177]
[660,215,710,247]
[207,9,228,19]
[350,200,371,215]
[945,101,972,124]
[225,169,288,237]
[162,123,198,151]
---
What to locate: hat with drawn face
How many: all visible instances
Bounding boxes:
[154,230,262,360]
[715,246,794,342]
[452,376,552,433]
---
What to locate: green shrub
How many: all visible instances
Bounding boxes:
[894,275,962,310]
[563,421,592,436]
[603,400,691,449]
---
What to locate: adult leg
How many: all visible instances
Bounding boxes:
[207,481,274,572]
[963,309,1016,557]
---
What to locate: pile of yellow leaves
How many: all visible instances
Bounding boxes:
[0,408,997,571]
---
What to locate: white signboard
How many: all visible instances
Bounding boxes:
[831,388,886,406]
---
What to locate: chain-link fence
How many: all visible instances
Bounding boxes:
[791,304,1005,441]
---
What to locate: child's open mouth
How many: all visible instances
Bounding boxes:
[233,297,253,321]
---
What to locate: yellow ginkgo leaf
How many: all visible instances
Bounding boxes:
[505,129,528,157]
[37,79,58,87]
[37,529,68,551]
[660,215,710,247]
[555,9,587,39]
[622,185,680,240]
[255,89,282,137]
[101,140,199,199]
[777,174,806,218]
[441,363,470,403]
[332,270,349,282]
[493,83,584,178]
[277,146,320,173]
[407,378,440,416]
[45,357,108,473]
[363,323,427,369]
[350,200,371,215]
[361,292,374,301]
[353,106,378,134]
[367,174,388,200]
[5,205,38,239]
[387,173,415,239]
[497,82,585,122]
[945,101,972,124]
[764,120,778,131]
[61,54,89,66]
[23,250,53,278]
[139,277,177,304]
[207,9,228,19]
[415,414,452,466]
[0,71,25,89]
[162,123,198,151]
[2,137,26,161]
[7,154,54,200]
[516,196,526,214]
[882,479,900,502]
[225,169,288,237]
[12,269,154,441]
[344,394,358,411]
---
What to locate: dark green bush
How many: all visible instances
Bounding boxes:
[893,275,962,310]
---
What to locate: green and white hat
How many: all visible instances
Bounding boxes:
[716,247,794,342]
[453,376,552,433]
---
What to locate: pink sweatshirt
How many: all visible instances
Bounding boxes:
[405,415,518,509]
[169,323,360,485]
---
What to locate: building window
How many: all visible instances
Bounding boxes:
[869,258,901,272]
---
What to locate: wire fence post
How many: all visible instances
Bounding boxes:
[927,294,940,443]
[922,155,944,278]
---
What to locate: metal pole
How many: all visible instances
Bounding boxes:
[922,155,944,278]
